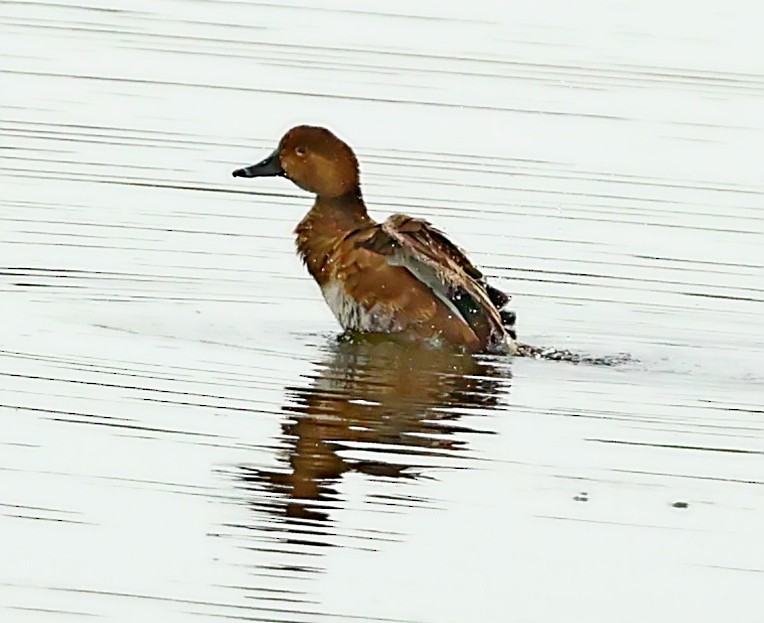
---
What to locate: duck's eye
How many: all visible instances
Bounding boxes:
[295,146,307,157]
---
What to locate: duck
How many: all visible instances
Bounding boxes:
[232,125,517,354]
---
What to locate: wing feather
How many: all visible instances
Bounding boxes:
[354,214,513,353]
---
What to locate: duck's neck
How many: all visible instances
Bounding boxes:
[294,190,374,284]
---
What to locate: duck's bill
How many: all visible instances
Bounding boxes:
[232,150,283,178]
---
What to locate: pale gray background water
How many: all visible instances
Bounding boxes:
[2,1,763,621]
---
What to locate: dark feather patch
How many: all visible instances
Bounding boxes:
[485,283,510,310]
[450,286,481,325]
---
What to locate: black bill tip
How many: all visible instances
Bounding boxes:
[232,150,283,179]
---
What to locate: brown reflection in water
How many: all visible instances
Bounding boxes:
[239,337,510,525]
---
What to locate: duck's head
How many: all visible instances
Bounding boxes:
[233,125,360,199]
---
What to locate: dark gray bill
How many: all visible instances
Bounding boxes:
[232,150,283,178]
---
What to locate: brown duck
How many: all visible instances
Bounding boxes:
[233,125,517,354]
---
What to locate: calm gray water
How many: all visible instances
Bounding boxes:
[2,1,763,621]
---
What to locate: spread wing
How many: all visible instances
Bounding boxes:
[353,214,512,352]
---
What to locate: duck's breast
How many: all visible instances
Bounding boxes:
[320,280,398,333]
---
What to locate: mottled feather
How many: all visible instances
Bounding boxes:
[354,214,512,353]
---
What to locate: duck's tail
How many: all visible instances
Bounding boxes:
[485,283,517,340]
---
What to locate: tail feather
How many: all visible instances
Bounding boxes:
[499,310,517,340]
[485,283,510,310]
[484,282,517,340]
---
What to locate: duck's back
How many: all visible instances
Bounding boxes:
[361,214,513,353]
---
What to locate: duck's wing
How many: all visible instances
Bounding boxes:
[354,214,513,352]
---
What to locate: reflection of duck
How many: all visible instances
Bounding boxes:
[238,338,511,523]
[233,125,517,353]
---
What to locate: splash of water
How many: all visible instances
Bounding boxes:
[515,342,634,366]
